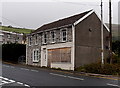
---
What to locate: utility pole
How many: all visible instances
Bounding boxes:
[109,0,112,64]
[101,0,104,66]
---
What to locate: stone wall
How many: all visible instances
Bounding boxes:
[26,26,73,66]
[2,32,23,44]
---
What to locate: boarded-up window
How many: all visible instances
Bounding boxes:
[48,47,71,64]
[60,48,71,62]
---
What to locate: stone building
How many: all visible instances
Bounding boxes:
[26,10,110,70]
[0,30,25,44]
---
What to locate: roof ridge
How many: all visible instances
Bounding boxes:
[33,9,93,33]
[41,9,93,27]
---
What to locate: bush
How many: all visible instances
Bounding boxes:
[106,41,120,64]
[112,54,120,63]
[112,41,120,57]
[2,43,26,63]
[76,63,120,75]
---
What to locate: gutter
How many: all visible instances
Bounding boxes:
[31,24,72,35]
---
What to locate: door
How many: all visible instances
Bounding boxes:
[41,48,47,67]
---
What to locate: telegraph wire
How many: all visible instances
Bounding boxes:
[0,16,25,28]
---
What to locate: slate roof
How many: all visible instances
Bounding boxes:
[33,10,92,33]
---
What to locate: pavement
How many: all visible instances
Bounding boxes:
[1,62,120,88]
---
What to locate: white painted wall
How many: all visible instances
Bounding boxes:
[41,42,74,70]
[51,62,73,70]
[41,46,47,67]
[72,25,75,70]
[46,42,73,50]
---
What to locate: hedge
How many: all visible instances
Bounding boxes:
[112,41,120,57]
[76,63,120,75]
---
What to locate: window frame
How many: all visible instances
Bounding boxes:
[61,28,67,42]
[29,37,32,46]
[33,49,40,62]
[7,34,11,39]
[50,30,56,43]
[35,35,38,45]
[43,32,47,44]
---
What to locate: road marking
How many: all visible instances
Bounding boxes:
[17,82,30,87]
[17,82,23,85]
[2,77,9,81]
[107,83,120,87]
[31,70,39,72]
[20,68,29,71]
[50,73,67,77]
[0,76,30,87]
[0,76,16,85]
[20,68,39,72]
[2,80,9,84]
[8,80,15,83]
[50,73,84,81]
[24,84,30,87]
[67,76,84,80]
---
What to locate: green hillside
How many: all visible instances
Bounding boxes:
[0,26,33,34]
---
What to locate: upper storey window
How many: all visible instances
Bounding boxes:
[43,32,47,44]
[35,35,38,45]
[61,29,67,42]
[29,37,32,46]
[50,31,56,43]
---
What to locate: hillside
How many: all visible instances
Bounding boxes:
[0,26,33,34]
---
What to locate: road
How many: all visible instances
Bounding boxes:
[1,63,120,88]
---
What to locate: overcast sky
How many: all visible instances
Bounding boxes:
[0,0,119,29]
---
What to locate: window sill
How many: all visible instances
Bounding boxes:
[33,60,39,63]
[51,42,55,44]
[35,44,38,45]
[42,43,47,45]
[61,41,67,43]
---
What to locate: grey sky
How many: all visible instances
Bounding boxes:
[118,1,120,24]
[1,0,119,29]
